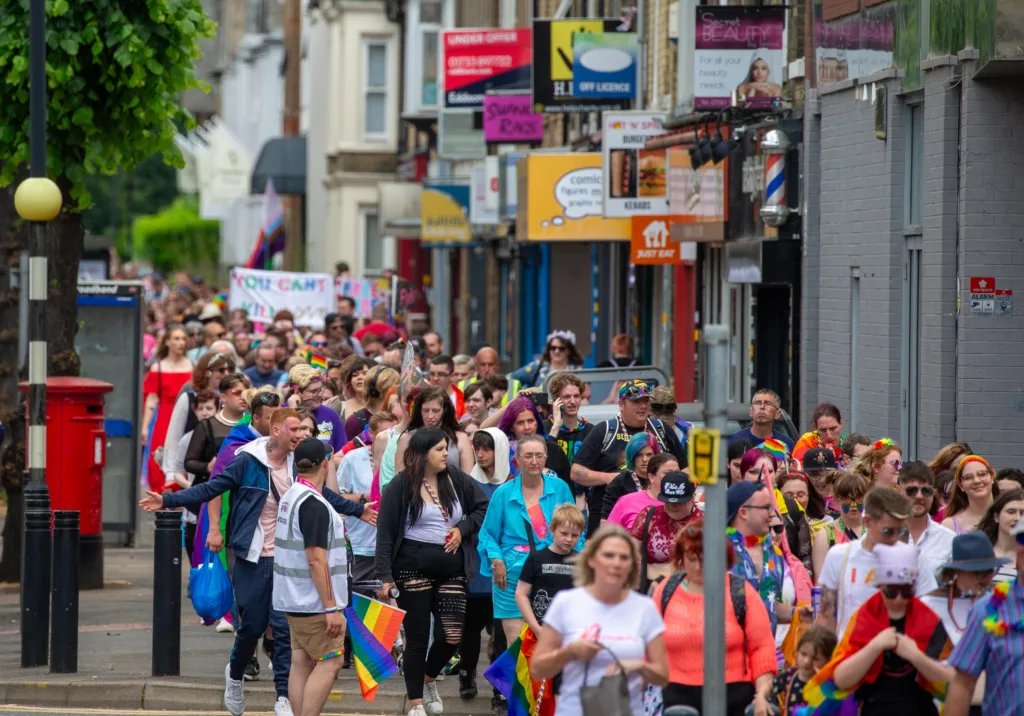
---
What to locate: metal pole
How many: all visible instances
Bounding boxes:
[152,510,182,677]
[635,0,647,109]
[701,324,729,716]
[21,0,52,669]
[50,511,80,674]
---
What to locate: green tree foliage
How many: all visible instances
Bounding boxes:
[133,195,219,275]
[83,153,180,242]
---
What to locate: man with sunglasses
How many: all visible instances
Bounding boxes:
[899,461,954,596]
[817,487,921,639]
[945,518,1024,716]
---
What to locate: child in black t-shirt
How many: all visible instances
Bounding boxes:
[514,504,584,637]
[773,626,837,716]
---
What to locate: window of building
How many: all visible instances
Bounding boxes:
[403,0,452,115]
[905,103,923,227]
[364,40,389,139]
[901,240,922,460]
[362,209,383,274]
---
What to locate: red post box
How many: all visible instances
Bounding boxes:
[19,377,113,590]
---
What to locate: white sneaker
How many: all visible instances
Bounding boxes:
[423,681,444,715]
[216,618,234,633]
[274,695,294,716]
[224,663,245,716]
[408,706,428,716]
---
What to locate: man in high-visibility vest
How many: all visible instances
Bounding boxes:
[456,346,520,407]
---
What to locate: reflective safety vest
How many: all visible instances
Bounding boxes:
[457,376,521,406]
[272,482,348,613]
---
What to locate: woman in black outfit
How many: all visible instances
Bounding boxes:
[376,428,489,716]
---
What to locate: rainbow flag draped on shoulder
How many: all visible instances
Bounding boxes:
[485,624,554,716]
[799,593,951,715]
[343,594,405,701]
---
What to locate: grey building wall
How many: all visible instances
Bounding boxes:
[801,89,822,427]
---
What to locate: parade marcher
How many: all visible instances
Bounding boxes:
[805,541,953,716]
[801,447,837,511]
[457,346,521,407]
[944,517,1024,716]
[777,472,830,579]
[510,329,584,389]
[832,472,869,545]
[490,395,572,487]
[792,402,845,464]
[333,356,373,427]
[980,487,1024,584]
[817,487,916,638]
[477,434,581,645]
[184,374,250,491]
[606,453,680,531]
[143,325,194,492]
[654,519,778,716]
[515,504,586,640]
[286,365,346,453]
[393,386,476,475]
[630,471,703,590]
[452,354,474,384]
[375,428,489,716]
[531,525,669,716]
[273,438,349,716]
[140,409,374,716]
[460,381,492,435]
[600,432,660,522]
[928,441,974,476]
[571,379,687,536]
[840,434,872,469]
[729,439,756,485]
[597,333,640,368]
[345,364,400,444]
[546,372,594,476]
[731,389,795,452]
[897,461,954,595]
[851,438,903,489]
[244,344,287,389]
[943,455,1000,535]
[772,627,836,716]
[428,355,466,419]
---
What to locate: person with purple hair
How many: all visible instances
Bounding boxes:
[495,395,572,493]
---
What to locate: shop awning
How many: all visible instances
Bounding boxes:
[251,136,307,195]
[378,182,422,238]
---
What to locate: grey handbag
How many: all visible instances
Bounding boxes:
[579,642,633,716]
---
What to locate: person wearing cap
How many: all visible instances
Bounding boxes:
[945,516,1024,716]
[731,388,795,452]
[898,461,955,596]
[273,438,349,716]
[571,378,687,536]
[803,541,953,716]
[802,447,838,515]
[727,482,797,635]
[630,470,703,592]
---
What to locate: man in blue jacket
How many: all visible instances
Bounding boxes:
[141,408,377,716]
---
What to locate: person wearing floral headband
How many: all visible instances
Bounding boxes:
[851,438,904,489]
[509,329,584,389]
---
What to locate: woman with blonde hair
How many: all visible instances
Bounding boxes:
[851,438,903,489]
[286,363,346,452]
[942,455,1000,535]
[531,524,669,716]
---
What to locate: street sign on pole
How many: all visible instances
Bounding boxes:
[687,427,720,485]
[701,325,729,716]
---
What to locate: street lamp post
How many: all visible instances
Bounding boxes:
[14,0,63,668]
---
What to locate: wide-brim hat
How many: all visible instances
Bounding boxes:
[939,532,1012,572]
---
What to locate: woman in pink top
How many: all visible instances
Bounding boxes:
[606,453,680,530]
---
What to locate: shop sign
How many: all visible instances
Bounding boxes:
[498,151,527,221]
[631,216,682,265]
[531,19,634,114]
[470,159,500,226]
[668,147,726,243]
[421,181,471,243]
[442,29,532,109]
[572,32,638,99]
[517,153,631,241]
[602,111,669,218]
[694,6,786,110]
[483,93,544,143]
[438,110,486,159]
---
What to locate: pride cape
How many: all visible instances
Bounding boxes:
[800,593,952,715]
[484,624,554,716]
[343,594,405,700]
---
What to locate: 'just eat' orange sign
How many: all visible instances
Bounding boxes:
[631,215,681,265]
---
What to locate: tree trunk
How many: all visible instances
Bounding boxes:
[0,180,83,582]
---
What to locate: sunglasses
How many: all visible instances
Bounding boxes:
[880,585,914,599]
[252,392,282,408]
[771,524,785,535]
[309,340,328,348]
[880,527,910,540]
[549,344,567,352]
[841,501,863,514]
[651,402,677,411]
[903,485,934,498]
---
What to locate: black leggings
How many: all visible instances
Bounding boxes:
[394,539,468,700]
[459,593,506,692]
[663,681,755,716]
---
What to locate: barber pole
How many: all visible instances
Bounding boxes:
[765,153,785,210]
[759,129,791,227]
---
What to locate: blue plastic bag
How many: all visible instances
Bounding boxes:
[189,547,234,621]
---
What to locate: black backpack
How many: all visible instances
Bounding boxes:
[599,416,670,454]
[658,570,747,632]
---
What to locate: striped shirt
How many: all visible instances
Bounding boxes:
[948,577,1024,716]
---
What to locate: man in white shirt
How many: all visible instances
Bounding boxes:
[816,486,919,638]
[900,460,955,595]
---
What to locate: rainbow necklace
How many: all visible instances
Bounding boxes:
[629,471,643,491]
[726,527,768,548]
[423,479,450,521]
[982,581,1024,637]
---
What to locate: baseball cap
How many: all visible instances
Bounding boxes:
[658,471,695,504]
[294,437,329,470]
[803,447,836,473]
[727,481,763,523]
[618,379,652,402]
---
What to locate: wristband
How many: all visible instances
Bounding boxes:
[324,605,342,614]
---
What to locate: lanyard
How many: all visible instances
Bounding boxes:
[423,479,450,521]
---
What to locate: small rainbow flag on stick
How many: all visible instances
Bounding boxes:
[484,624,554,716]
[343,594,405,701]
[305,351,328,372]
[758,438,790,460]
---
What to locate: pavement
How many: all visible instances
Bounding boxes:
[0,546,499,715]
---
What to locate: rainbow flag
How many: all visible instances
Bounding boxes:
[305,351,328,372]
[245,178,286,269]
[484,624,554,716]
[758,438,789,460]
[343,594,405,701]
[801,592,951,714]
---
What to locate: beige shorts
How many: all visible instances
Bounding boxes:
[287,613,347,661]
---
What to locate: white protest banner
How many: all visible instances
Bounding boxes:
[335,277,391,319]
[230,268,335,327]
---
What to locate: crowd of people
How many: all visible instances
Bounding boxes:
[135,273,1024,716]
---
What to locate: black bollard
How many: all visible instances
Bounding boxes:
[21,484,51,668]
[50,510,80,673]
[152,510,182,677]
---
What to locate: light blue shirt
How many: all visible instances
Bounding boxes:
[336,447,376,557]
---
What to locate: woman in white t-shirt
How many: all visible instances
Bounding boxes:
[531,524,668,716]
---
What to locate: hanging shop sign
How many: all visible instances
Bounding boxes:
[531,19,634,114]
[668,147,726,242]
[438,110,486,159]
[631,216,682,265]
[517,153,631,241]
[602,111,669,218]
[572,32,638,99]
[693,6,785,110]
[483,92,544,143]
[470,158,500,226]
[442,28,532,109]
[498,151,527,221]
[421,181,471,243]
